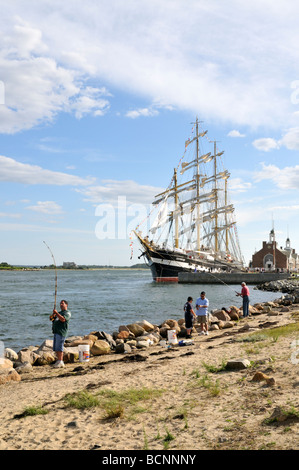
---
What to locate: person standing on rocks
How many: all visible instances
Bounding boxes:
[184,297,197,339]
[196,291,209,335]
[237,282,250,317]
[50,300,71,368]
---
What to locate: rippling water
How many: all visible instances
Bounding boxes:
[0,269,281,352]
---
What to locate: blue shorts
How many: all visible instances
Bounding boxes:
[53,333,65,352]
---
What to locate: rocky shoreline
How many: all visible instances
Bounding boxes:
[257,279,299,302]
[0,293,296,385]
[0,292,298,450]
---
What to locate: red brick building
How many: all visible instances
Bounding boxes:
[251,229,298,271]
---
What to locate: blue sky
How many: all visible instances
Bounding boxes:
[0,0,299,266]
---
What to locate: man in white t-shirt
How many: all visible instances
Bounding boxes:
[196,291,209,335]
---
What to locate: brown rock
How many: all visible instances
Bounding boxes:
[213,310,231,322]
[0,369,21,385]
[90,340,111,356]
[117,331,131,340]
[126,323,145,337]
[252,371,275,386]
[228,310,239,321]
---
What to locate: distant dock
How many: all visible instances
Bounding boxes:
[178,272,290,284]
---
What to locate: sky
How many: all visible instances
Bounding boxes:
[0,0,299,267]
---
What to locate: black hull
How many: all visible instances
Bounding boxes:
[143,247,241,282]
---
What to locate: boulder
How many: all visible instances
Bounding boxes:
[126,340,137,348]
[68,338,94,348]
[36,351,56,366]
[136,320,155,332]
[126,323,145,337]
[136,340,150,349]
[36,339,53,352]
[115,342,132,354]
[17,349,39,366]
[84,334,98,343]
[252,371,275,386]
[163,319,180,333]
[118,325,131,333]
[0,368,21,385]
[212,310,231,322]
[117,330,131,340]
[4,348,18,361]
[227,310,239,321]
[15,361,33,374]
[90,340,111,356]
[0,358,14,370]
[238,323,250,332]
[159,326,170,338]
[209,324,219,331]
[225,359,251,370]
[96,331,116,349]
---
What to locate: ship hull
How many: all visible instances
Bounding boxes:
[140,243,241,282]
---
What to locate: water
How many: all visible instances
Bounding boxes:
[0,269,281,352]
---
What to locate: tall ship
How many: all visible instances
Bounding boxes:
[133,118,245,281]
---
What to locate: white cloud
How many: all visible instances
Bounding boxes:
[126,107,159,119]
[0,19,111,133]
[252,138,280,152]
[227,130,245,138]
[0,155,96,186]
[254,163,299,190]
[0,212,21,218]
[229,177,252,193]
[77,179,164,205]
[280,127,299,150]
[252,128,299,152]
[1,2,299,132]
[26,201,63,214]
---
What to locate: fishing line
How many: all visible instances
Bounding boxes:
[43,241,58,312]
[203,270,239,295]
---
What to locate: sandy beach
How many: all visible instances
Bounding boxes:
[0,304,298,451]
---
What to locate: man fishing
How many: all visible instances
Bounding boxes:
[236,282,250,317]
[50,300,71,368]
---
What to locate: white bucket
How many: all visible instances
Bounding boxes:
[78,344,90,362]
[167,329,178,344]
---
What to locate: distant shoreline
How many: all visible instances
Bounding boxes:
[0,267,150,272]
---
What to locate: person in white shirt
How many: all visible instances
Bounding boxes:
[196,291,209,335]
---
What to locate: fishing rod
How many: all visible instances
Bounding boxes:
[43,241,58,320]
[203,269,240,296]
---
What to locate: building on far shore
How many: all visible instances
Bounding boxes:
[251,229,298,272]
[62,261,77,269]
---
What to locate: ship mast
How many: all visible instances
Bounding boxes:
[174,168,179,248]
[196,118,201,252]
[213,141,218,255]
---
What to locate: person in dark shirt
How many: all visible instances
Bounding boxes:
[184,296,196,339]
[50,299,71,368]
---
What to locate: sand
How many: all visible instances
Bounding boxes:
[0,306,298,451]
